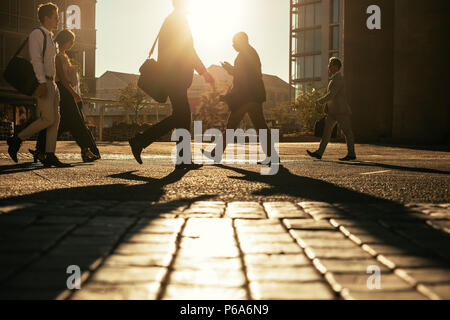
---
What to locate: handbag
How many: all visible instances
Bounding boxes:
[137,30,168,103]
[314,116,338,138]
[3,28,47,96]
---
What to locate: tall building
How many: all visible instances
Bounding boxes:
[0,0,97,138]
[289,0,343,96]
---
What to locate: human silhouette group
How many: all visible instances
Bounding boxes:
[6,0,356,169]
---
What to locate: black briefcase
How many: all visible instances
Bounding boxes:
[314,116,338,138]
[138,58,168,103]
[3,28,46,96]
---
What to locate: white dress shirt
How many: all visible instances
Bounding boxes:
[29,26,57,84]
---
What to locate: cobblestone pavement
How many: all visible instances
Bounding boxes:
[0,200,449,300]
[0,142,449,299]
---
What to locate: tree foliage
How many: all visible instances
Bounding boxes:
[193,88,229,132]
[117,84,151,124]
[292,86,327,133]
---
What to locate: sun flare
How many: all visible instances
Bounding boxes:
[187,0,246,54]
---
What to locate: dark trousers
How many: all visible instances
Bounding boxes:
[224,102,275,158]
[36,83,99,156]
[135,86,191,148]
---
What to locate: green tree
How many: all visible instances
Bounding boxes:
[193,88,229,132]
[118,84,151,124]
[292,86,326,133]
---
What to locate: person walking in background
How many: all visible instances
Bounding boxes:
[203,32,277,164]
[128,0,215,168]
[7,2,69,167]
[29,29,100,163]
[307,57,356,161]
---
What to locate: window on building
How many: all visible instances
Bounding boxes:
[314,55,321,78]
[330,26,339,51]
[331,0,340,24]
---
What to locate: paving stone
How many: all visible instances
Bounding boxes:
[349,233,408,244]
[132,219,184,234]
[234,219,280,227]
[425,284,450,299]
[89,266,167,284]
[283,219,336,230]
[339,225,391,236]
[168,268,246,287]
[182,218,233,237]
[381,255,447,268]
[52,244,113,256]
[172,257,242,270]
[114,243,176,255]
[71,226,127,237]
[177,242,240,259]
[316,259,390,274]
[344,290,428,300]
[250,282,335,300]
[237,233,295,244]
[235,225,287,234]
[226,202,266,219]
[181,202,226,217]
[400,268,450,284]
[290,230,347,240]
[162,284,247,300]
[308,247,373,259]
[70,282,161,300]
[58,235,121,246]
[240,242,302,255]
[102,253,173,268]
[35,216,89,225]
[123,233,178,244]
[263,202,309,219]
[30,255,102,271]
[0,237,60,253]
[329,220,382,228]
[329,273,413,291]
[247,266,322,282]
[244,254,311,267]
[364,244,427,255]
[296,238,359,249]
[3,270,76,289]
[0,252,39,268]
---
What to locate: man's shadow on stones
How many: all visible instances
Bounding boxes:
[0,167,212,299]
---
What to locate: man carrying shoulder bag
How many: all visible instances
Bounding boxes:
[6,2,69,167]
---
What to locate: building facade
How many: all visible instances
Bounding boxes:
[290,0,343,96]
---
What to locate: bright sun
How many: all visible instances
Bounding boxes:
[187,0,245,47]
[186,0,247,67]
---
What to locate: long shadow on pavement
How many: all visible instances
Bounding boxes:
[0,164,448,299]
[0,167,213,299]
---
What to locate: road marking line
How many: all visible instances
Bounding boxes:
[360,170,392,175]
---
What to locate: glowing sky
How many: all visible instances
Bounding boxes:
[96,0,290,81]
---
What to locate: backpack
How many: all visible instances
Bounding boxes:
[3,28,47,96]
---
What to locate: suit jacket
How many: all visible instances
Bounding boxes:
[225,45,266,107]
[158,10,206,90]
[318,72,352,115]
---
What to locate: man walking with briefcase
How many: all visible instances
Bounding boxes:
[129,0,215,168]
[6,2,69,167]
[307,57,356,161]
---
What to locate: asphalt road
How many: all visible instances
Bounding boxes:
[0,142,448,204]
